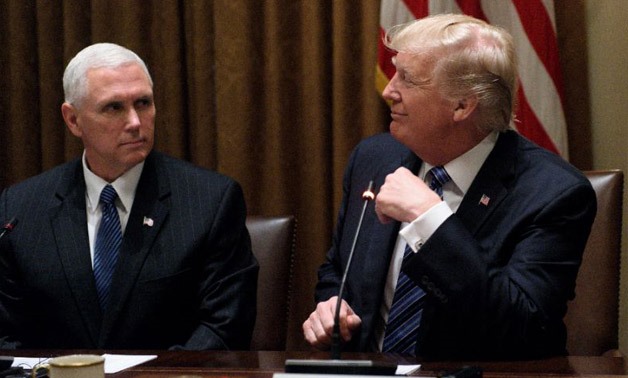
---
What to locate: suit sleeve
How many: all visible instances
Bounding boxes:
[314,145,359,304]
[404,180,597,358]
[177,180,259,350]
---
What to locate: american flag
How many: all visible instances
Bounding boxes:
[376,0,568,158]
[479,194,491,206]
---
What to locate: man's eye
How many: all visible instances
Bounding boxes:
[104,103,123,112]
[397,71,413,86]
[400,75,415,87]
[399,73,422,88]
[137,99,152,107]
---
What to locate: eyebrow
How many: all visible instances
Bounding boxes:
[96,92,153,106]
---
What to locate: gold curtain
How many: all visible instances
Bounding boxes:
[0,0,590,350]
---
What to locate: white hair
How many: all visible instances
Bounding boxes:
[63,43,153,107]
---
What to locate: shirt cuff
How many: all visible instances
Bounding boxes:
[399,202,454,252]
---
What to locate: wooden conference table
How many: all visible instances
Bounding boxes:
[7,350,628,377]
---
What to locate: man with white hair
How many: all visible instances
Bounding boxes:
[0,43,258,350]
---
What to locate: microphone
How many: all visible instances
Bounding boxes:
[330,181,374,359]
[0,217,17,241]
[0,219,17,371]
[285,181,396,375]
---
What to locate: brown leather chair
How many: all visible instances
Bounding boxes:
[564,170,623,355]
[247,215,296,351]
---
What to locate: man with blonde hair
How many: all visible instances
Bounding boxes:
[304,14,596,360]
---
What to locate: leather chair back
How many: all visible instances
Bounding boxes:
[247,215,296,351]
[564,170,623,355]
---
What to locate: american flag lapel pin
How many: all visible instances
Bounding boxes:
[143,216,154,227]
[479,194,490,206]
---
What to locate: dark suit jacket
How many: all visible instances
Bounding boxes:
[0,151,258,350]
[316,131,596,360]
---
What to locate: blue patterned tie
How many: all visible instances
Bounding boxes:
[383,166,450,354]
[93,184,122,309]
[428,165,451,199]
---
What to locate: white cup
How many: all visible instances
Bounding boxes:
[32,354,104,378]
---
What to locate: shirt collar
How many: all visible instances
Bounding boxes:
[83,151,145,214]
[421,131,499,195]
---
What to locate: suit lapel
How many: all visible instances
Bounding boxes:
[99,153,170,345]
[50,161,102,346]
[455,131,518,234]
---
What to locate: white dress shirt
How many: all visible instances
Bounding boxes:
[83,152,144,267]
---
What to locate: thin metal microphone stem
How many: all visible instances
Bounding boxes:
[331,180,374,360]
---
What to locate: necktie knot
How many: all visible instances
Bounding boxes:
[100,185,118,205]
[428,166,451,198]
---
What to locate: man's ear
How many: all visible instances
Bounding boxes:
[61,102,82,137]
[453,96,478,122]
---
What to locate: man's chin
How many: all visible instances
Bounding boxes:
[389,126,417,153]
[389,123,404,140]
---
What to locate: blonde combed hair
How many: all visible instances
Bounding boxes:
[384,14,518,132]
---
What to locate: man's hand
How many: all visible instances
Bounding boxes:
[303,296,362,350]
[375,167,441,224]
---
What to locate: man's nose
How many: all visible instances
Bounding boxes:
[382,73,400,102]
[126,109,141,128]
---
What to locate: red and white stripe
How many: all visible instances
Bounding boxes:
[376,0,568,158]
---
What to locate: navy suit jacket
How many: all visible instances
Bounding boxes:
[316,130,596,360]
[0,151,258,350]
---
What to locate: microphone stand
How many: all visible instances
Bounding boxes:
[285,182,396,375]
[329,181,373,360]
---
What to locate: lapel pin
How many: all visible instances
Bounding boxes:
[143,216,154,227]
[479,194,490,206]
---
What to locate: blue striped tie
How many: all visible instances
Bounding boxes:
[382,166,450,355]
[93,184,122,309]
[428,165,451,199]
